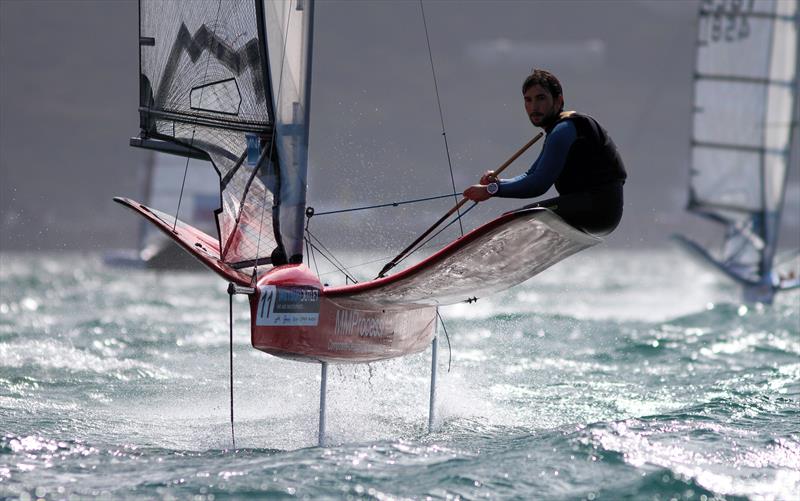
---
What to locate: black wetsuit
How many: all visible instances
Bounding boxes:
[496,112,626,236]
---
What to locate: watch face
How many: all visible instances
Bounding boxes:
[487,182,499,195]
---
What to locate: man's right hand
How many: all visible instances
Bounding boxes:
[463,184,492,202]
[480,170,498,185]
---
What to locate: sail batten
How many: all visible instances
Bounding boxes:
[694,73,795,85]
[692,141,792,155]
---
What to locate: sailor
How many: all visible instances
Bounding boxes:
[463,69,626,236]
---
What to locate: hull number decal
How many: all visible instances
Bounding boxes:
[256,285,320,326]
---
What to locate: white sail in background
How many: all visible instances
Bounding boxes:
[681,0,799,302]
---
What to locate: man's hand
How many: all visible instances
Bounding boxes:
[463,184,492,202]
[480,170,498,185]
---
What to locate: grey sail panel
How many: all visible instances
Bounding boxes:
[137,0,314,269]
[688,0,798,281]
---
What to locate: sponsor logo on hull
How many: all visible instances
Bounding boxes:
[256,285,320,326]
[333,309,402,344]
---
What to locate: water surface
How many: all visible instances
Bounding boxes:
[1,250,798,499]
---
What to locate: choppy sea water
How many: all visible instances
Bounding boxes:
[1,249,798,500]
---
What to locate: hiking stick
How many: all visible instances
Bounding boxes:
[376,132,544,278]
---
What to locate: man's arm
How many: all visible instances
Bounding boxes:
[495,120,576,198]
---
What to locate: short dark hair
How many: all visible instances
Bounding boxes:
[522,69,563,99]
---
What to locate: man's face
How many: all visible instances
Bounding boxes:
[524,84,563,127]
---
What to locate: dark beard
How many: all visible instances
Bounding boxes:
[541,111,560,132]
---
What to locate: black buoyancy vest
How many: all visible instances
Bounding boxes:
[551,112,627,195]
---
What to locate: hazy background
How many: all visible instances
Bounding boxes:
[1,0,798,254]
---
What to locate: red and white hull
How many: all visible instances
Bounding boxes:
[249,265,437,363]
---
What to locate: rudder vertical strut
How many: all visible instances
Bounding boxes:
[319,361,328,447]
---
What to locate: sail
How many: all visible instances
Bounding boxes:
[137,0,313,269]
[688,0,798,283]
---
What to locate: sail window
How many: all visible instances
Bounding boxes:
[190,78,242,116]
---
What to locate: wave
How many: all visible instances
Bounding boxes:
[577,411,800,500]
[0,339,179,381]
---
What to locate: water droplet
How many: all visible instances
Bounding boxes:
[21,297,39,311]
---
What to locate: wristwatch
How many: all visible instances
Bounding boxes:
[486,182,499,196]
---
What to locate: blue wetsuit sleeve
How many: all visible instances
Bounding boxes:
[496,120,577,198]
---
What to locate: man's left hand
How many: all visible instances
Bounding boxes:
[463,184,492,202]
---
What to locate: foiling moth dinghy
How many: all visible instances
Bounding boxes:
[117,0,601,446]
[116,197,599,444]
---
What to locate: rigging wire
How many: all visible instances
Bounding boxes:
[311,234,453,279]
[172,0,224,232]
[305,217,322,278]
[302,191,461,283]
[312,192,460,217]
[307,201,475,283]
[420,0,463,237]
[308,233,355,282]
[306,239,356,283]
[303,191,460,282]
[309,240,322,279]
[305,228,359,283]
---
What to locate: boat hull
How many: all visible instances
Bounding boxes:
[116,197,599,361]
[249,265,437,363]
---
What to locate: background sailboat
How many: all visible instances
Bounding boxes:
[105,151,219,270]
[675,0,800,303]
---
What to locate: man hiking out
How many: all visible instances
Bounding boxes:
[463,68,626,236]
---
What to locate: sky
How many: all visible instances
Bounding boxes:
[1,0,798,254]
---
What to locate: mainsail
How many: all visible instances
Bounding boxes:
[683,0,799,297]
[137,0,313,269]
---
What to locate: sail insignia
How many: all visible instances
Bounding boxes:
[190,78,242,116]
[155,22,268,116]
